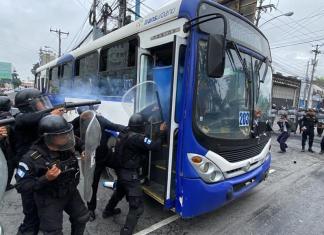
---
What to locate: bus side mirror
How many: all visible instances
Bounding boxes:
[260,57,270,83]
[207,34,226,78]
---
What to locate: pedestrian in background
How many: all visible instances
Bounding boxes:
[300,109,318,153]
[277,114,291,153]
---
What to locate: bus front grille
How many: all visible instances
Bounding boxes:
[218,142,267,163]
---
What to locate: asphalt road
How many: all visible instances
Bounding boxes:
[1,134,324,235]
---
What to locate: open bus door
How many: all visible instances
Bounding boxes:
[123,36,186,208]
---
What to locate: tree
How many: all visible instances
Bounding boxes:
[12,70,22,88]
[31,62,40,75]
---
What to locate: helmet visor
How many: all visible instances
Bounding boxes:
[30,95,53,111]
[44,126,75,151]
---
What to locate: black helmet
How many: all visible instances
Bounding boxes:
[15,88,52,113]
[128,113,145,133]
[39,115,75,151]
[0,96,11,112]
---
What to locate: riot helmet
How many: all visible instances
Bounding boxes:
[39,115,75,151]
[15,88,53,113]
[128,113,145,133]
[0,96,11,112]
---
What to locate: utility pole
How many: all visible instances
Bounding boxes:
[118,0,127,28]
[306,45,321,108]
[255,0,276,27]
[50,28,69,57]
[135,0,141,20]
[303,60,310,108]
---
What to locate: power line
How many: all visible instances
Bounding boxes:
[271,36,324,49]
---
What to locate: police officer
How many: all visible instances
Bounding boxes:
[301,109,318,153]
[15,115,89,235]
[14,88,63,235]
[0,96,16,190]
[72,106,126,221]
[102,113,167,235]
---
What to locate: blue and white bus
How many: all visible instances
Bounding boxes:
[35,0,272,218]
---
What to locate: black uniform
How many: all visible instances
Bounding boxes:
[71,114,125,215]
[14,88,54,235]
[103,129,164,235]
[15,142,89,235]
[15,111,46,234]
[301,112,318,152]
[277,119,291,152]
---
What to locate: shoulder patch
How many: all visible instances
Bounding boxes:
[18,162,29,171]
[144,137,152,145]
[17,169,26,178]
[30,151,42,160]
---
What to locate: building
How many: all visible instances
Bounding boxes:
[217,0,257,22]
[272,73,301,109]
[0,62,13,89]
[39,49,56,66]
[299,81,324,109]
[20,80,34,88]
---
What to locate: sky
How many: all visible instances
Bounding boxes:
[0,0,324,80]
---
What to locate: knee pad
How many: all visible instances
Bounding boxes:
[129,197,144,216]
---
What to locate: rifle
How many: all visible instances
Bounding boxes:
[38,100,101,115]
[0,117,15,127]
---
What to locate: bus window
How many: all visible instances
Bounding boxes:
[49,66,60,94]
[74,52,99,95]
[99,39,137,96]
[61,62,73,93]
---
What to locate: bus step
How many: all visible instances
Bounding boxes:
[142,181,164,205]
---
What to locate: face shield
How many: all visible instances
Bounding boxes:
[29,95,53,111]
[44,124,75,151]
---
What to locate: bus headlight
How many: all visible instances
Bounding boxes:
[188,154,224,183]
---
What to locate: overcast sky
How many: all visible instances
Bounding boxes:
[1,0,324,80]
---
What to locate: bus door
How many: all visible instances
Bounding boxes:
[134,36,186,208]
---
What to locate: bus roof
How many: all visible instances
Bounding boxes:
[36,0,182,73]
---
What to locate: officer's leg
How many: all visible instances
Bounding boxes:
[35,194,64,235]
[302,131,307,151]
[17,192,39,235]
[103,181,125,218]
[277,133,282,144]
[281,132,289,150]
[6,157,15,190]
[65,189,89,235]
[121,196,144,235]
[87,163,104,220]
[321,137,324,153]
[309,130,315,152]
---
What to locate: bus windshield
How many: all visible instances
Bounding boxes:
[195,41,251,139]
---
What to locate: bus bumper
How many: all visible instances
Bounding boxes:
[179,154,271,218]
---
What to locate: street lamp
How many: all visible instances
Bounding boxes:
[259,11,294,27]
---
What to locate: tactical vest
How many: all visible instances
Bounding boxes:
[30,146,80,198]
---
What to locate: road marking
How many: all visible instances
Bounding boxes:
[269,169,276,174]
[134,215,180,235]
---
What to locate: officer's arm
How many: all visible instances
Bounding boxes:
[15,159,48,193]
[134,133,166,152]
[75,135,85,153]
[15,112,45,128]
[97,115,126,132]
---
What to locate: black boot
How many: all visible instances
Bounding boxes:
[308,148,314,153]
[102,208,121,218]
[71,223,86,235]
[301,146,305,152]
[89,210,96,222]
